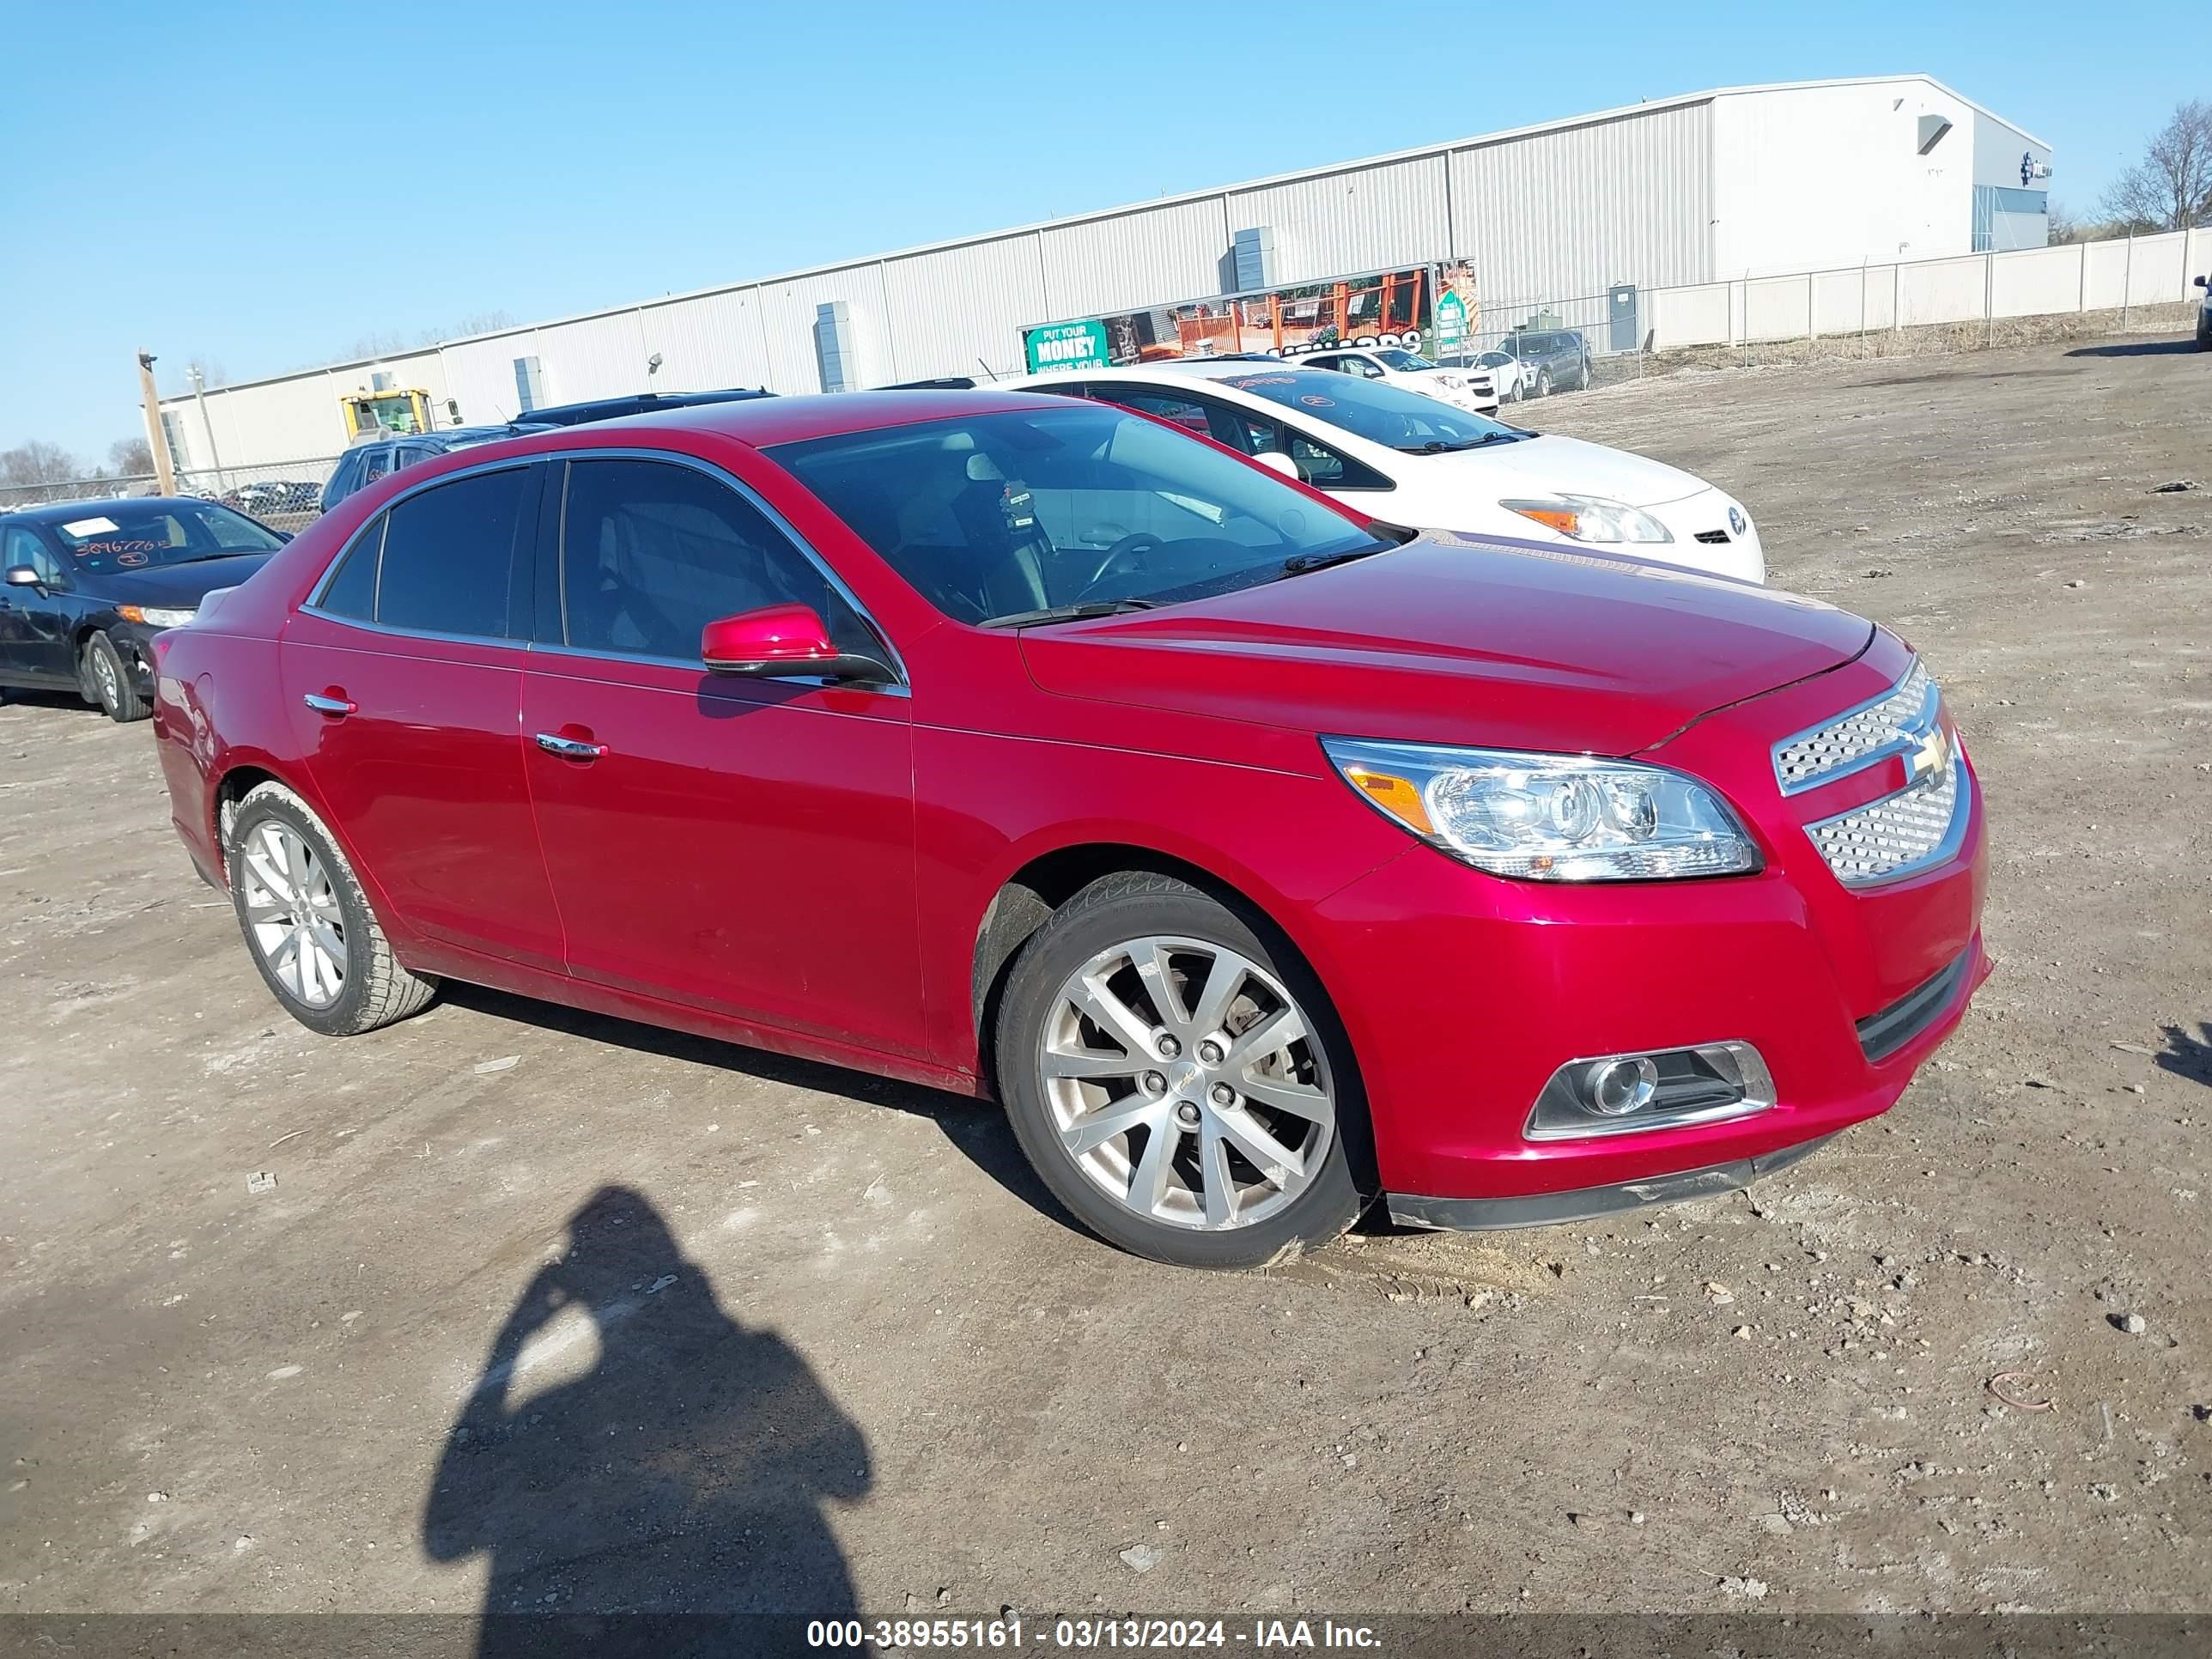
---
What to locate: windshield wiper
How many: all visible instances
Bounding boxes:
[1279,542,1391,576]
[1402,433,1521,453]
[976,599,1161,629]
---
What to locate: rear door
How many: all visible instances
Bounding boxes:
[519,453,923,1056]
[283,461,565,971]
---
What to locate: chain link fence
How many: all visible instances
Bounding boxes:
[0,454,344,535]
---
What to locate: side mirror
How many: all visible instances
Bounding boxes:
[2197,275,2208,289]
[1252,451,1303,481]
[701,604,893,684]
[4,565,42,588]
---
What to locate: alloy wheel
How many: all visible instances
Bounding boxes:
[92,648,119,711]
[239,822,348,1007]
[1036,934,1337,1231]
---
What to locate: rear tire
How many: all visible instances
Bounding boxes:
[84,633,148,723]
[994,872,1370,1269]
[226,781,438,1036]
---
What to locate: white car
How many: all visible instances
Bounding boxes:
[1472,349,1532,401]
[1004,360,1765,582]
[1291,346,1499,416]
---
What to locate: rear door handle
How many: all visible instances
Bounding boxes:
[534,732,608,760]
[302,692,356,717]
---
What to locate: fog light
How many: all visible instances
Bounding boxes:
[1584,1056,1659,1116]
[1525,1042,1776,1141]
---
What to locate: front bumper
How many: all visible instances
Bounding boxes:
[1389,1130,1838,1230]
[1648,488,1765,583]
[1295,634,1988,1214]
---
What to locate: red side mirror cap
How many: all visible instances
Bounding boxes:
[701,605,838,676]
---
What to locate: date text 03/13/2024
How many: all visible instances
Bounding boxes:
[806,1617,1382,1650]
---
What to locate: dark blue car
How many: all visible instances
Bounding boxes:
[319,423,550,514]
[0,496,288,720]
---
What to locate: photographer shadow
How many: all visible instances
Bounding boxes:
[424,1184,870,1657]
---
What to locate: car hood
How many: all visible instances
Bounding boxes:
[1438,432,1715,508]
[91,554,275,608]
[1019,532,1871,757]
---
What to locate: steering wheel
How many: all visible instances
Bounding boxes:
[1075,532,1164,599]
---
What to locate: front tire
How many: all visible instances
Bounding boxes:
[994,872,1370,1268]
[84,632,149,722]
[1535,368,1553,398]
[226,781,438,1036]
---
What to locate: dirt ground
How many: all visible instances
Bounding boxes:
[2,332,2208,1632]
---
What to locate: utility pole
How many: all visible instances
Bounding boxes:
[137,351,176,497]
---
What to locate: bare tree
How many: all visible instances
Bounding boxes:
[2045,197,2085,244]
[108,437,155,475]
[2099,100,2212,232]
[0,440,84,489]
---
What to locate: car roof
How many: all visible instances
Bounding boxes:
[519,388,773,423]
[353,424,548,448]
[559,387,1085,448]
[1010,360,1318,390]
[2,496,205,524]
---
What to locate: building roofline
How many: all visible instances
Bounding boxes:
[163,73,2043,407]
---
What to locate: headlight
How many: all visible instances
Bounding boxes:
[1434,374,1464,389]
[117,605,197,629]
[1500,495,1674,544]
[1322,738,1760,881]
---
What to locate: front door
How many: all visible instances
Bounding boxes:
[282,461,566,972]
[0,526,77,686]
[520,454,925,1058]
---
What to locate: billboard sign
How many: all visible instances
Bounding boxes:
[1023,319,1110,374]
[1022,264,1472,372]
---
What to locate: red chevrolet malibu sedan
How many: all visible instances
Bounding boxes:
[150,391,1986,1268]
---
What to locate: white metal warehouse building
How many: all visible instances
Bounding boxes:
[162,74,2057,471]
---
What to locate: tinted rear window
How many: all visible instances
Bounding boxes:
[316,516,383,620]
[374,468,528,638]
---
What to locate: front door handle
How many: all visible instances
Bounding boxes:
[302,692,356,717]
[534,732,608,760]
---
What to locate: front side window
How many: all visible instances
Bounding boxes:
[43,501,283,575]
[4,526,56,582]
[1220,370,1520,453]
[556,458,871,663]
[769,405,1384,626]
[1101,390,1212,436]
[374,467,527,638]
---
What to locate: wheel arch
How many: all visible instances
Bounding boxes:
[967,839,1355,1103]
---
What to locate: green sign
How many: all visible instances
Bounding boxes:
[1435,291,1468,355]
[1024,319,1109,374]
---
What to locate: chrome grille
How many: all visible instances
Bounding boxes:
[1772,659,1933,794]
[1807,753,1964,886]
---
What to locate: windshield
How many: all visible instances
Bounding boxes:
[1370,349,1436,372]
[1478,351,1511,367]
[1221,370,1522,453]
[45,501,283,574]
[769,405,1386,625]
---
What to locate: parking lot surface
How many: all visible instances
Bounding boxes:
[2,334,2207,1621]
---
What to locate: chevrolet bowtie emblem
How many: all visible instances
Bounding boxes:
[1906,725,1950,787]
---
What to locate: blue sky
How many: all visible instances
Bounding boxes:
[0,0,2195,463]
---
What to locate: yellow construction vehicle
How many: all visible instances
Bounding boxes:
[339,386,434,441]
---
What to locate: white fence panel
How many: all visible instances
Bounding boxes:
[2081,239,2134,310]
[1647,283,1730,348]
[1990,244,2082,319]
[1742,275,1811,342]
[1809,269,1869,336]
[1897,255,1987,326]
[2190,227,2212,284]
[2125,231,2188,304]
